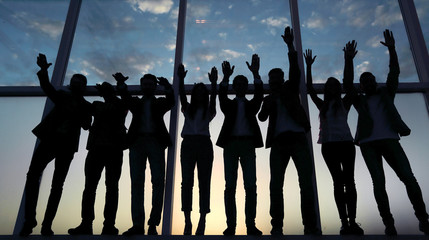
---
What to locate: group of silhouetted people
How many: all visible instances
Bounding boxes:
[19,26,429,237]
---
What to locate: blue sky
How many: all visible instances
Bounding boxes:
[1,0,429,236]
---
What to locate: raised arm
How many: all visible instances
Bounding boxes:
[282,26,300,91]
[157,76,175,111]
[303,49,323,110]
[177,63,189,111]
[381,29,399,97]
[208,66,218,117]
[246,53,263,112]
[36,53,61,103]
[219,61,234,112]
[113,72,132,105]
[342,40,358,109]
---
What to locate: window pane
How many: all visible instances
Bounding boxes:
[309,93,429,234]
[415,0,429,49]
[184,0,291,84]
[299,0,419,83]
[66,0,179,86]
[0,1,68,86]
[0,97,45,234]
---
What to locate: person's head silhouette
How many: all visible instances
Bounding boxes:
[268,68,284,94]
[232,75,248,98]
[140,74,157,96]
[69,74,87,95]
[191,82,209,107]
[324,77,341,100]
[360,72,377,95]
[96,82,116,100]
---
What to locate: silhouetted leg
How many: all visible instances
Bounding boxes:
[269,137,290,230]
[104,149,123,227]
[360,141,394,225]
[180,138,197,214]
[291,134,318,232]
[42,150,74,228]
[239,139,257,227]
[81,149,105,225]
[147,137,165,227]
[341,142,357,221]
[223,140,240,229]
[129,137,148,228]
[23,141,55,227]
[382,140,428,222]
[196,137,214,214]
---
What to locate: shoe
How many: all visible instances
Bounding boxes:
[123,226,145,236]
[349,222,364,235]
[184,222,192,235]
[385,224,397,236]
[270,227,283,236]
[247,225,262,236]
[195,220,205,235]
[41,226,54,236]
[68,223,93,235]
[223,226,236,236]
[419,221,429,235]
[339,224,350,235]
[101,225,119,235]
[304,227,322,235]
[19,221,37,237]
[148,225,158,235]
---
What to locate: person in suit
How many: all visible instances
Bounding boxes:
[216,54,263,236]
[20,53,92,236]
[68,81,128,235]
[304,41,363,235]
[113,72,174,236]
[344,29,429,236]
[258,26,320,236]
[177,64,217,235]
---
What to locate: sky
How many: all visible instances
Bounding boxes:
[1,0,429,236]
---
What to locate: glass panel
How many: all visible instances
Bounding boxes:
[0,0,69,86]
[299,0,419,82]
[66,0,179,86]
[0,97,45,234]
[310,93,429,234]
[33,96,170,234]
[415,0,429,49]
[172,94,305,235]
[184,0,291,84]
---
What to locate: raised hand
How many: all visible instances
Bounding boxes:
[112,72,129,82]
[246,54,260,75]
[303,49,316,66]
[208,66,218,84]
[37,53,52,70]
[157,77,171,87]
[177,63,187,80]
[343,40,358,59]
[281,26,294,46]
[380,29,395,48]
[222,61,235,80]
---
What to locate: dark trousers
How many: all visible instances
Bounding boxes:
[360,139,428,225]
[129,136,165,227]
[180,136,214,214]
[269,132,318,230]
[24,140,74,227]
[223,138,257,227]
[321,141,357,221]
[81,147,123,227]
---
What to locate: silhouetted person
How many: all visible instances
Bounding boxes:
[258,26,320,236]
[20,53,91,236]
[344,29,429,236]
[114,72,174,236]
[216,54,263,236]
[177,64,217,235]
[68,81,128,236]
[304,41,363,235]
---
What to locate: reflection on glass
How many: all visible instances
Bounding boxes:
[0,97,45,234]
[300,0,419,82]
[184,0,291,84]
[415,0,429,49]
[0,0,68,86]
[66,0,179,86]
[310,93,429,234]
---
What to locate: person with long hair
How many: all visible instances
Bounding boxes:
[304,41,363,235]
[177,64,217,235]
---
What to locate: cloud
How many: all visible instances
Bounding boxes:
[127,0,173,14]
[371,4,402,27]
[303,11,332,29]
[220,49,245,59]
[12,11,63,40]
[366,35,382,48]
[356,60,371,74]
[188,3,210,18]
[260,17,289,27]
[219,32,227,39]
